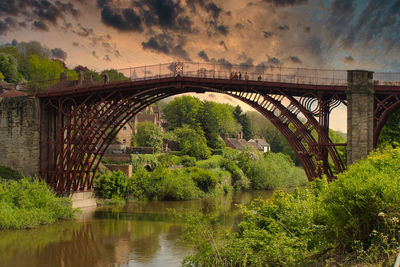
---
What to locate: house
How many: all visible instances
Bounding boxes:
[224,133,271,153]
[248,139,271,153]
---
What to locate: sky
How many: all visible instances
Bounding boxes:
[1,0,399,132]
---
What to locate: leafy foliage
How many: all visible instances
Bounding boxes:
[184,147,400,266]
[0,178,76,229]
[173,125,211,159]
[135,121,164,152]
[0,166,23,181]
[162,96,202,130]
[94,171,128,199]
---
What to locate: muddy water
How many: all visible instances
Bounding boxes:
[0,190,273,267]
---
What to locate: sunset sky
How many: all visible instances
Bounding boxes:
[1,0,399,132]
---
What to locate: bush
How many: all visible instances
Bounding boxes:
[322,147,400,255]
[0,178,76,229]
[131,154,158,170]
[184,148,400,266]
[181,155,196,167]
[94,171,127,199]
[127,167,202,201]
[196,155,224,169]
[0,166,22,181]
[220,159,250,190]
[157,154,182,167]
[159,170,202,200]
[244,153,307,190]
[187,167,218,193]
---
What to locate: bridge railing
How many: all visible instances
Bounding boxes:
[374,72,400,86]
[10,62,400,95]
[122,62,349,86]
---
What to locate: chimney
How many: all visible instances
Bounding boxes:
[224,133,229,140]
[237,132,243,139]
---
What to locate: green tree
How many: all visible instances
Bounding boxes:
[378,109,400,147]
[233,105,252,140]
[197,101,241,148]
[162,96,202,130]
[27,54,65,82]
[135,121,164,152]
[173,125,211,159]
[0,53,19,83]
[100,69,129,82]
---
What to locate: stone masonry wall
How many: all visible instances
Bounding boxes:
[347,70,375,166]
[0,96,40,176]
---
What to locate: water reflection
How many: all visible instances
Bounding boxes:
[0,190,272,267]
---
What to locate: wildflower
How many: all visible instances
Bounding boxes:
[378,212,386,217]
[372,229,378,235]
[391,217,399,224]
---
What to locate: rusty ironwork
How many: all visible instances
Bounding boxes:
[33,62,400,193]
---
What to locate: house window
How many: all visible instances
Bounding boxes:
[123,126,127,130]
[123,139,126,144]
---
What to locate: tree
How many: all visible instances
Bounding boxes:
[100,69,129,82]
[162,96,202,130]
[173,125,211,159]
[135,121,164,152]
[378,109,400,147]
[197,101,241,148]
[0,53,19,83]
[233,105,252,140]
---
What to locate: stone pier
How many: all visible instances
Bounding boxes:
[0,96,40,176]
[346,70,375,165]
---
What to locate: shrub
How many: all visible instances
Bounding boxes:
[131,154,158,170]
[187,167,218,193]
[220,158,250,190]
[322,147,400,255]
[159,170,202,200]
[181,155,196,167]
[195,155,224,169]
[94,171,127,199]
[157,154,182,167]
[0,166,22,181]
[0,178,76,229]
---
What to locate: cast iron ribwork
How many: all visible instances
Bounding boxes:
[34,62,399,193]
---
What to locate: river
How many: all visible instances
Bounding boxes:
[0,190,273,267]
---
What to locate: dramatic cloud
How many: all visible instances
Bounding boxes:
[289,56,302,64]
[51,48,68,60]
[92,50,99,59]
[100,6,143,32]
[263,31,273,38]
[142,34,189,60]
[0,0,80,34]
[263,0,308,7]
[198,50,209,62]
[341,56,355,64]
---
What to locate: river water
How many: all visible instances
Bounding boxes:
[0,190,273,267]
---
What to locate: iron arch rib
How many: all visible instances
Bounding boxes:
[38,76,350,193]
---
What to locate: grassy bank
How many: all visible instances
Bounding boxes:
[0,178,77,230]
[94,148,307,201]
[182,147,400,266]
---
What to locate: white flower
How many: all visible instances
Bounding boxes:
[391,217,399,224]
[378,212,386,217]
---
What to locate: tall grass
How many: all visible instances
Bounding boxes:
[0,178,77,230]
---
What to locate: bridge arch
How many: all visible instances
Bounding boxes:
[38,76,347,193]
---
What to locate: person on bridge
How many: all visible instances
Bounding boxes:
[245,72,249,80]
[103,73,109,85]
[239,72,242,80]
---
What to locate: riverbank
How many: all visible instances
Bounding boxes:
[95,148,307,202]
[0,177,78,230]
[183,147,400,266]
[0,190,273,267]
